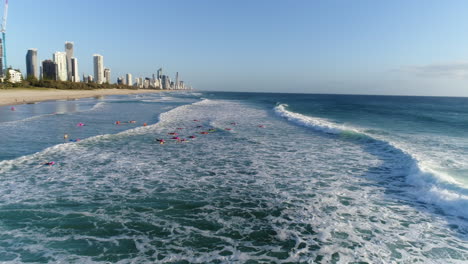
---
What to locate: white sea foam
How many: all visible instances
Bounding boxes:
[0,99,466,263]
[274,103,468,219]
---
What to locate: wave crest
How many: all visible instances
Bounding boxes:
[274,103,468,219]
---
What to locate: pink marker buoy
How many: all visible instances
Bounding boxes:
[10,107,15,111]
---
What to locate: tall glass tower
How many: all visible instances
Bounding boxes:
[65,42,74,81]
[26,49,38,79]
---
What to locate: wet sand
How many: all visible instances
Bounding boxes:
[0,88,167,106]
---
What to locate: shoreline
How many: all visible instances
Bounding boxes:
[0,88,169,106]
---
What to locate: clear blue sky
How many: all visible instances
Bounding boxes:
[7,0,468,96]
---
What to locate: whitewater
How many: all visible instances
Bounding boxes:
[0,92,466,263]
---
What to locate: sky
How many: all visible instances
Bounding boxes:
[7,0,468,96]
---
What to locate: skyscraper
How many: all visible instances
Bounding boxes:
[161,75,171,90]
[126,73,132,86]
[42,60,57,80]
[104,68,111,84]
[65,42,74,81]
[93,54,104,84]
[175,72,179,89]
[53,52,67,81]
[26,49,38,79]
[71,57,79,82]
[157,68,162,79]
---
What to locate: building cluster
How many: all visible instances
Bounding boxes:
[116,68,189,90]
[2,40,192,90]
[23,41,80,83]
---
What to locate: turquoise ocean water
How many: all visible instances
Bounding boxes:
[0,91,467,263]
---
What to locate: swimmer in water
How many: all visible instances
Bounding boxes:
[143,123,147,126]
[156,139,165,144]
[129,120,136,124]
[64,134,69,139]
[44,161,55,166]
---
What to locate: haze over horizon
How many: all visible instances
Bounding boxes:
[8,0,468,96]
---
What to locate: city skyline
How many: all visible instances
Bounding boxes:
[5,0,468,96]
[17,40,189,90]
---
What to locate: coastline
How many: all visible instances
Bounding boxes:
[0,88,168,106]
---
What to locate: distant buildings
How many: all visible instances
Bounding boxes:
[83,75,94,83]
[16,41,192,89]
[53,51,67,81]
[104,68,111,84]
[126,73,132,87]
[26,49,38,79]
[65,42,73,81]
[161,75,170,90]
[157,68,162,79]
[8,69,22,83]
[93,54,104,84]
[42,60,57,80]
[71,57,79,82]
[135,77,141,88]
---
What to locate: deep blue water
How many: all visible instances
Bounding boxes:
[0,91,467,263]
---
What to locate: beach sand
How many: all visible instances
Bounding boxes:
[0,88,167,106]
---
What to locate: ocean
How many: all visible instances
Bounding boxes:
[0,91,467,263]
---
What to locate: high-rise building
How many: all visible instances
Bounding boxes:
[93,54,104,84]
[26,49,38,79]
[71,57,79,82]
[175,72,179,89]
[144,78,151,89]
[65,42,74,81]
[42,60,57,80]
[126,73,132,86]
[161,75,171,90]
[157,68,162,79]
[104,68,111,84]
[53,51,67,81]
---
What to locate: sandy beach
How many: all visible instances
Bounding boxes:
[0,88,166,106]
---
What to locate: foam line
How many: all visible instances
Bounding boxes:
[274,103,468,218]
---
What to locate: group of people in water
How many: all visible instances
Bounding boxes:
[154,120,245,145]
[44,118,265,165]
